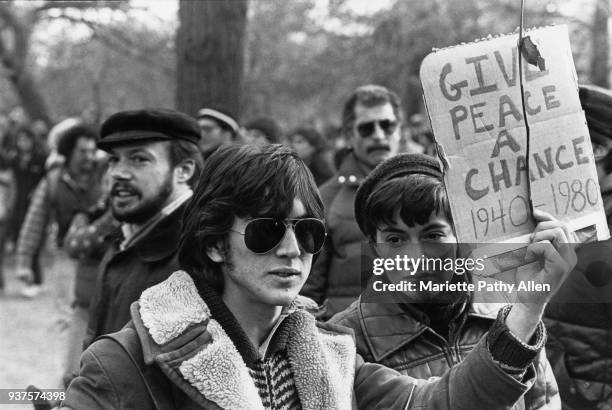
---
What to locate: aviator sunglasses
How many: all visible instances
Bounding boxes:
[230,218,327,254]
[356,119,398,138]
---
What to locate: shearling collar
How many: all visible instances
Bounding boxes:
[132,271,356,410]
[357,297,505,362]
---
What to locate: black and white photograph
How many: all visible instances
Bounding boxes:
[0,0,610,408]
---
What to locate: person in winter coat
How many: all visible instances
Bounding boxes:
[83,109,204,348]
[544,84,612,409]
[63,144,575,409]
[15,123,102,298]
[287,127,334,186]
[301,84,404,319]
[331,153,566,409]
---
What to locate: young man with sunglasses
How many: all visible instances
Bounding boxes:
[302,84,404,319]
[63,144,570,409]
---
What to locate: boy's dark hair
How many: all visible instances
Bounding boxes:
[56,124,98,164]
[361,174,452,241]
[178,144,324,291]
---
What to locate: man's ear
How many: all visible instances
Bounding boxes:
[174,159,196,184]
[206,242,225,263]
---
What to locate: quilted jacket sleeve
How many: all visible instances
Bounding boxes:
[354,336,536,410]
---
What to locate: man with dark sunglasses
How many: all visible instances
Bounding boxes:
[63,144,565,409]
[302,84,404,319]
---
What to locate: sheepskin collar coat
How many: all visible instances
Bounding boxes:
[64,270,358,410]
[139,270,357,409]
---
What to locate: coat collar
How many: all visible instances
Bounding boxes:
[117,202,187,263]
[335,152,370,187]
[132,271,356,410]
[357,298,504,362]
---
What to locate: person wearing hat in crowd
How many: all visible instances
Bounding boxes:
[544,84,612,409]
[62,144,572,409]
[15,123,102,298]
[288,127,334,186]
[196,106,240,158]
[330,152,567,408]
[244,116,283,146]
[82,108,204,348]
[301,84,403,319]
[45,118,82,170]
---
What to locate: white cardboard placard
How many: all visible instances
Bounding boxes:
[420,25,609,246]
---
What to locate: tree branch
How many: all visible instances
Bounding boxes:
[34,0,127,15]
[53,13,173,76]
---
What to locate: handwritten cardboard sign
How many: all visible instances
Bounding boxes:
[420,25,609,248]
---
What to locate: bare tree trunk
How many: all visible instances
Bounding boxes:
[176,0,248,119]
[9,70,51,124]
[0,3,51,123]
[591,0,610,88]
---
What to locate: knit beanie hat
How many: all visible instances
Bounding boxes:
[354,153,444,234]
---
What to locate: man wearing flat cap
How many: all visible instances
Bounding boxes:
[83,108,204,348]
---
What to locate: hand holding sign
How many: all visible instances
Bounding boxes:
[521,209,577,305]
[504,209,577,342]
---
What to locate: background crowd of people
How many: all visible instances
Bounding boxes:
[0,82,610,409]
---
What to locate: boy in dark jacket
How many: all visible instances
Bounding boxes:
[331,153,573,409]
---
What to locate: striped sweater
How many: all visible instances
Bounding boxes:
[249,351,301,410]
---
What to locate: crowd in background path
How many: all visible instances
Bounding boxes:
[0,106,434,297]
[1,84,611,409]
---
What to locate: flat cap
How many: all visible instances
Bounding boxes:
[354,153,444,235]
[98,108,200,150]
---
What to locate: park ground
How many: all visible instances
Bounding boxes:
[1,247,75,410]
